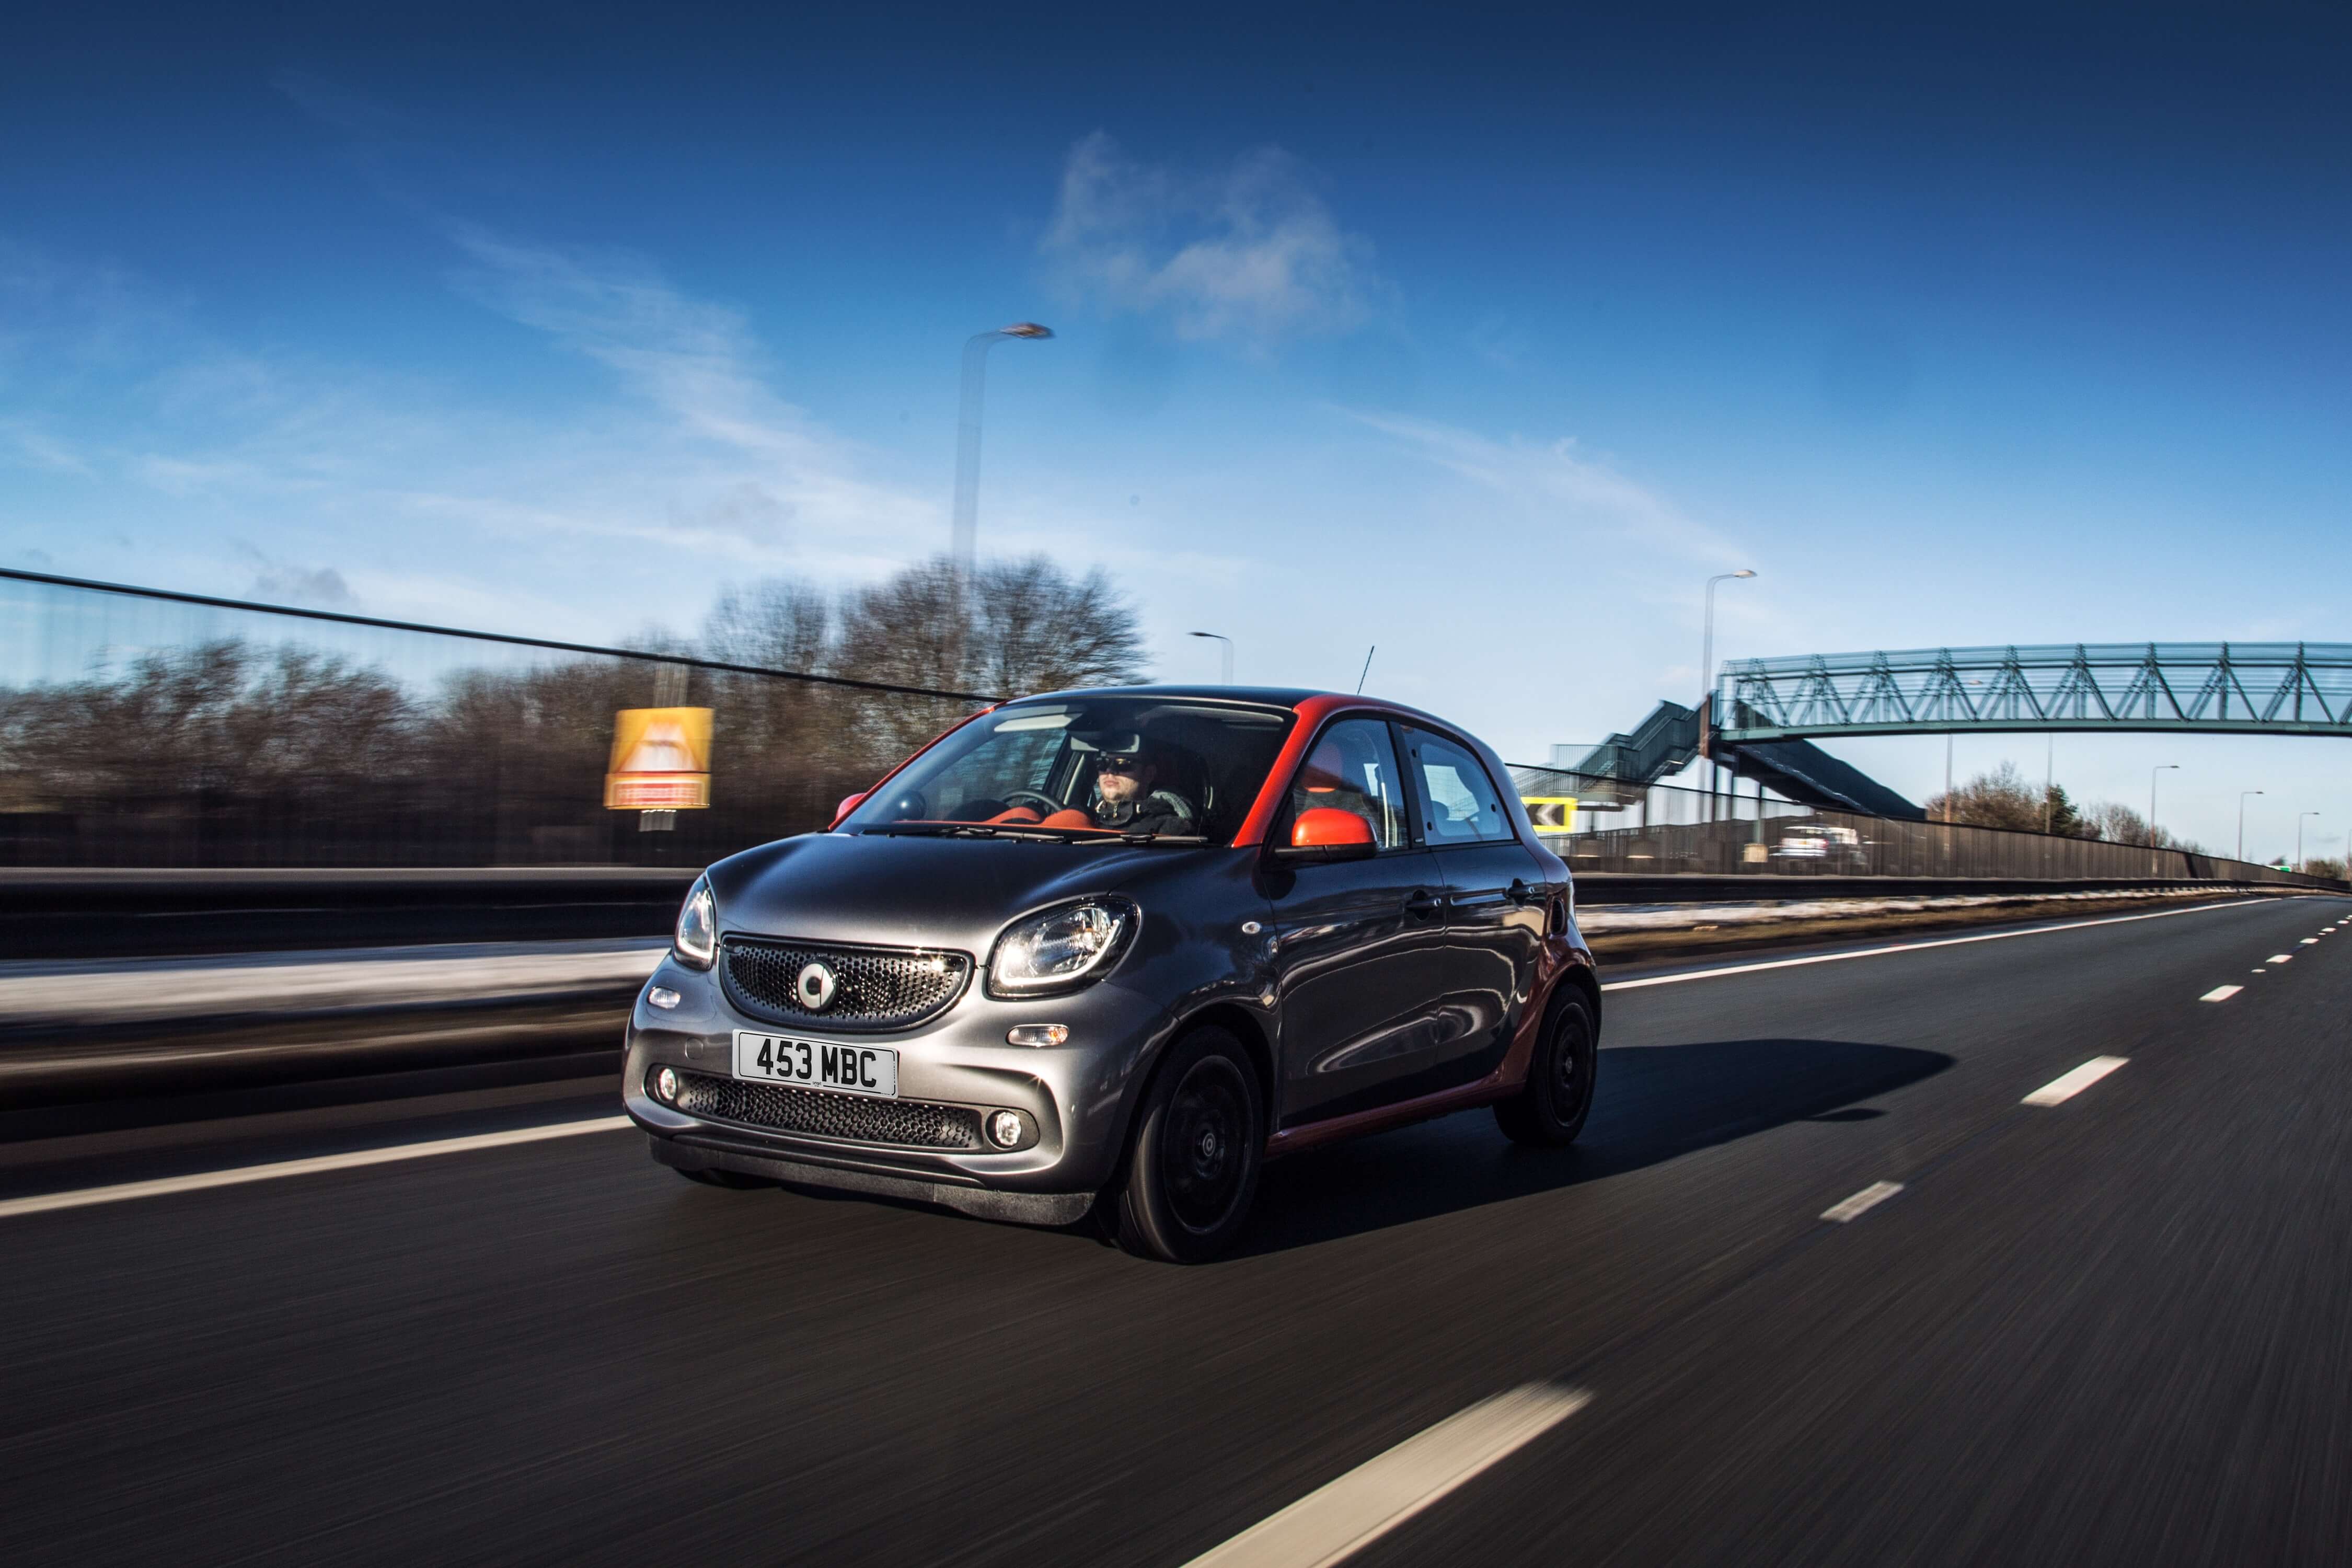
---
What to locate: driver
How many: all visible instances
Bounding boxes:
[1088,734,1197,835]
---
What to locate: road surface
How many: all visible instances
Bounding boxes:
[4,894,2347,1566]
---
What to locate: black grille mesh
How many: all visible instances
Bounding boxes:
[721,939,970,1030]
[671,1069,981,1150]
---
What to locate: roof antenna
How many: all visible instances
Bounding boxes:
[1355,645,1376,694]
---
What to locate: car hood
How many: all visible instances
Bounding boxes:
[703,831,1246,954]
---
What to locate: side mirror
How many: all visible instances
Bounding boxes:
[1275,807,1378,862]
[831,792,868,829]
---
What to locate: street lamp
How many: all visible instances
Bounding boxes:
[1700,570,1756,818]
[1188,631,1234,685]
[2299,811,2321,872]
[2238,790,2264,862]
[951,321,1054,583]
[2150,764,2178,877]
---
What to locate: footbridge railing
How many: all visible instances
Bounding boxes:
[1716,643,2352,741]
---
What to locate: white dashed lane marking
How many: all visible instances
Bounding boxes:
[0,1117,635,1220]
[2024,1056,2130,1106]
[1181,1385,1592,1568]
[1821,1181,1906,1223]
[2203,985,2245,1001]
[2301,938,2319,946]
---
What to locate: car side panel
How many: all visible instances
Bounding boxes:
[1259,848,1455,1128]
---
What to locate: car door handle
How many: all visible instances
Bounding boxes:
[1507,879,1530,906]
[1404,890,1445,919]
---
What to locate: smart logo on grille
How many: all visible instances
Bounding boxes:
[721,938,971,1030]
[795,961,839,1012]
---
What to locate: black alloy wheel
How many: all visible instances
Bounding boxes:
[1495,990,1599,1147]
[1109,1025,1264,1263]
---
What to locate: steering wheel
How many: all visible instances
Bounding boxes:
[1000,790,1065,818]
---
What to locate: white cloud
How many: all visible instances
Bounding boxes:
[0,232,984,643]
[442,228,937,552]
[0,419,93,476]
[1041,132,1384,342]
[244,556,358,610]
[1348,409,1747,567]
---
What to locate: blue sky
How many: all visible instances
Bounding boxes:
[4,3,2348,858]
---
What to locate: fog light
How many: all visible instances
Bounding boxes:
[986,1109,1028,1149]
[1006,1023,1069,1047]
[652,1066,681,1103]
[647,986,682,1010]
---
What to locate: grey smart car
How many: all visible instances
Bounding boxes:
[624,686,1601,1262]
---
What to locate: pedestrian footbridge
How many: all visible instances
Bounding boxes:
[1716,642,2352,742]
[1566,642,2351,821]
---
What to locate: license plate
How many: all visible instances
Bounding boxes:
[732,1032,898,1098]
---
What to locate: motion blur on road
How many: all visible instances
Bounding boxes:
[5,895,2350,1564]
[10,4,2352,1565]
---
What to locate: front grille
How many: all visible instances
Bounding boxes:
[671,1069,981,1150]
[721,938,972,1030]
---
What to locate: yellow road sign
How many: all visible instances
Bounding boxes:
[605,707,713,810]
[1521,795,1578,831]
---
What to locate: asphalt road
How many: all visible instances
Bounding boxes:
[4,893,2348,1567]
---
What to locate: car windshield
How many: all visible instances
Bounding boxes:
[839,697,1296,846]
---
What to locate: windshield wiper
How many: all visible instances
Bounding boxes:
[862,822,1210,846]
[860,822,1085,842]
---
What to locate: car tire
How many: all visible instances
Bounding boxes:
[1494,990,1598,1147]
[1108,1025,1264,1264]
[675,1166,769,1189]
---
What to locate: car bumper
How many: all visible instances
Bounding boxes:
[621,954,1172,1216]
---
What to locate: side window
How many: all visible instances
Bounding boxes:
[1405,728,1514,845]
[1287,718,1410,850]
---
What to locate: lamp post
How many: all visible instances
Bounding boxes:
[951,322,1054,585]
[2238,790,2263,862]
[2149,764,2178,877]
[1700,570,1756,820]
[1187,630,1233,685]
[2299,811,2321,873]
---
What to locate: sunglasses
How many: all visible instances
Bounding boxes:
[1097,757,1148,773]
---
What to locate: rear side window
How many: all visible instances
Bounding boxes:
[1287,718,1411,849]
[1403,728,1514,844]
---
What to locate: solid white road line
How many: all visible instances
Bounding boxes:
[1181,1385,1592,1568]
[1601,899,2264,993]
[1821,1181,1905,1223]
[0,1116,634,1220]
[2202,985,2245,1001]
[2023,1056,2129,1106]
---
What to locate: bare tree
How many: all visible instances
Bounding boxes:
[825,553,1149,698]
[969,555,1147,696]
[2080,800,2205,854]
[1922,762,2045,833]
[832,557,974,695]
[702,578,831,673]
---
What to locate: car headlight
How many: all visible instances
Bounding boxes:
[674,876,718,970]
[988,898,1136,997]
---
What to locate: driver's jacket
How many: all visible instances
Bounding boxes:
[1090,793,1193,835]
